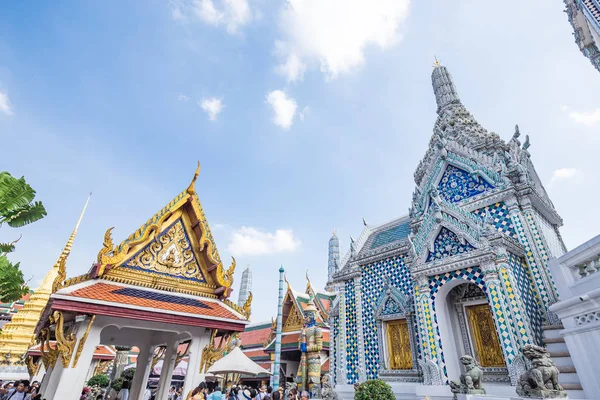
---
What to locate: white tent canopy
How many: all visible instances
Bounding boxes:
[207,347,272,376]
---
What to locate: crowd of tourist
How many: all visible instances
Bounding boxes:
[0,378,313,400]
[0,380,41,400]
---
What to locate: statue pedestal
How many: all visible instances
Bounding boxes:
[456,395,570,400]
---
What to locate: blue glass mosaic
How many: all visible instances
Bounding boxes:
[360,255,414,379]
[472,202,518,239]
[382,298,401,316]
[370,222,411,249]
[426,227,476,262]
[509,253,543,345]
[429,266,486,300]
[345,280,359,383]
[112,287,210,308]
[437,165,495,203]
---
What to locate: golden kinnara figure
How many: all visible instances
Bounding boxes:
[296,295,323,398]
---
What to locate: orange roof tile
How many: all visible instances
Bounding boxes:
[243,349,270,359]
[240,324,272,347]
[62,282,244,321]
[322,359,330,372]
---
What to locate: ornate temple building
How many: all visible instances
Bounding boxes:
[240,275,333,388]
[329,63,570,396]
[564,0,600,72]
[0,165,251,400]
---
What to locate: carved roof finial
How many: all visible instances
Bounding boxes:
[431,61,461,112]
[186,161,201,195]
[513,124,521,139]
[523,134,530,150]
[51,193,92,293]
[433,55,441,68]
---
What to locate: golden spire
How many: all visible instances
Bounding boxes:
[305,270,312,293]
[433,56,441,68]
[51,193,92,293]
[284,273,291,291]
[0,193,91,365]
[187,161,201,195]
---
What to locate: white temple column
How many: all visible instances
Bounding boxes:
[39,364,53,394]
[130,345,155,400]
[156,336,180,400]
[52,321,102,400]
[182,328,210,397]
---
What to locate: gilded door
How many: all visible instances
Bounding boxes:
[466,303,505,367]
[386,319,412,370]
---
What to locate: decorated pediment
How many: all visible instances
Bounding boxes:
[426,227,475,262]
[436,164,494,203]
[121,218,207,283]
[68,163,237,299]
[375,281,413,319]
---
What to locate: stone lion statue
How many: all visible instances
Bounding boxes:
[449,355,485,395]
[321,373,339,400]
[516,344,566,398]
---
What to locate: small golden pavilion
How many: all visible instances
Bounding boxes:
[0,164,251,400]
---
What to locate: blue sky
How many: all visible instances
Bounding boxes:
[1,1,599,323]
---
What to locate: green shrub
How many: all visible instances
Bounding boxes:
[111,377,124,391]
[87,374,110,388]
[354,379,394,400]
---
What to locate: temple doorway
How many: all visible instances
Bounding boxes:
[435,280,510,383]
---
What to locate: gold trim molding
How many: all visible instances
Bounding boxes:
[71,315,96,368]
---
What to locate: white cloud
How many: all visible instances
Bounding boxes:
[228,226,301,256]
[568,108,600,127]
[172,0,252,34]
[199,97,224,121]
[266,90,297,129]
[178,94,190,101]
[274,0,410,81]
[0,91,13,116]
[551,168,579,182]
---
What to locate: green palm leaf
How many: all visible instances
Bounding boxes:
[0,243,15,253]
[1,201,47,227]
[0,172,36,212]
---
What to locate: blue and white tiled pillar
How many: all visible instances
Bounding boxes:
[481,261,527,385]
[354,275,367,383]
[506,198,556,321]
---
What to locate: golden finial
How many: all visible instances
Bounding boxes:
[284,273,291,290]
[186,161,201,195]
[306,270,312,287]
[433,56,440,68]
[52,193,92,293]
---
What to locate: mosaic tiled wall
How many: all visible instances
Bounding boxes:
[498,267,528,349]
[510,213,551,309]
[344,280,359,383]
[485,277,518,360]
[360,255,413,379]
[427,227,476,262]
[429,266,486,299]
[472,202,518,239]
[533,211,565,259]
[509,253,543,345]
[332,315,339,384]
